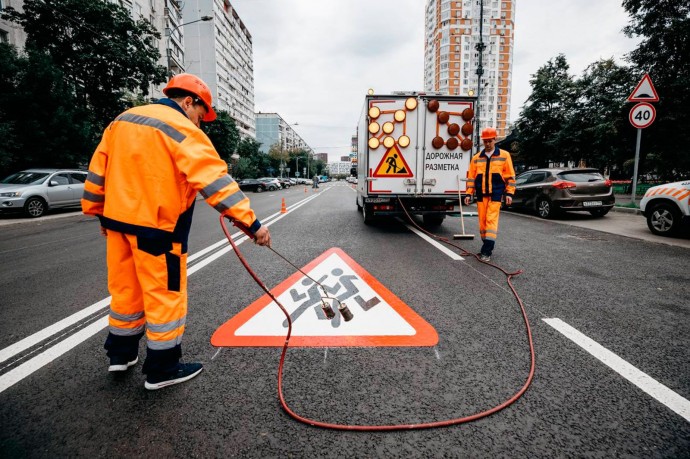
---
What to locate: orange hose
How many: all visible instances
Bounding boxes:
[220,213,535,430]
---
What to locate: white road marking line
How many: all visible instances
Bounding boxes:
[400,220,464,260]
[543,318,690,423]
[324,348,328,363]
[0,316,108,394]
[0,297,111,364]
[434,347,441,360]
[0,192,326,392]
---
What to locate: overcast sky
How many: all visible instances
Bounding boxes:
[230,0,641,161]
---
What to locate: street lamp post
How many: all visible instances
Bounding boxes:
[166,15,213,77]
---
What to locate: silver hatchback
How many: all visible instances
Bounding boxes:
[0,168,88,217]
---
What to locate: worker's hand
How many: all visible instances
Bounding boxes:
[505,196,513,206]
[463,196,472,206]
[254,226,271,247]
[100,227,107,237]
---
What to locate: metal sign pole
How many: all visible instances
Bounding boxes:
[631,128,641,205]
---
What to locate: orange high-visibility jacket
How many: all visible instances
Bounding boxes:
[466,148,516,201]
[82,102,259,245]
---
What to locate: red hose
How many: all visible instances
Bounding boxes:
[220,213,535,430]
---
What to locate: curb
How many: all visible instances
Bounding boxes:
[611,206,642,215]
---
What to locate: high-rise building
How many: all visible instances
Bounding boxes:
[314,153,328,163]
[255,113,312,154]
[0,0,28,48]
[183,0,255,138]
[110,0,182,100]
[424,0,515,139]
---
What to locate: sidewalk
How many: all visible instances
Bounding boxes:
[612,194,642,215]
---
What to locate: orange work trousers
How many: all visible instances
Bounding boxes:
[106,230,187,351]
[476,197,503,255]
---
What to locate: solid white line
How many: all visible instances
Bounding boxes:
[0,316,109,394]
[0,297,111,364]
[401,221,464,260]
[0,191,326,393]
[543,318,690,423]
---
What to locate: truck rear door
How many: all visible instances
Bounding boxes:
[419,97,475,197]
[364,96,420,196]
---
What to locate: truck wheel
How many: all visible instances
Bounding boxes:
[362,204,374,225]
[356,197,362,212]
[24,197,46,218]
[423,214,445,227]
[647,202,680,236]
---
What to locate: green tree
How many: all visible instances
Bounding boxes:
[562,59,636,173]
[201,110,240,163]
[2,0,167,137]
[623,0,690,179]
[514,55,577,168]
[0,43,92,175]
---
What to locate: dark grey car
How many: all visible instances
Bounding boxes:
[506,168,615,218]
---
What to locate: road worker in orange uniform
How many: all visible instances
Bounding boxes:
[464,127,516,262]
[82,73,271,390]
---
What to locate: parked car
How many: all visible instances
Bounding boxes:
[278,178,292,188]
[0,168,88,218]
[257,178,281,191]
[640,180,690,237]
[505,168,614,218]
[237,179,267,193]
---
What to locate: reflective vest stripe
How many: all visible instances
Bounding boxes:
[147,317,187,333]
[82,190,105,203]
[109,324,146,336]
[214,189,248,213]
[147,337,182,350]
[115,113,187,143]
[201,174,235,199]
[87,171,105,186]
[110,310,145,322]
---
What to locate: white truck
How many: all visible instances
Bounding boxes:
[355,92,477,225]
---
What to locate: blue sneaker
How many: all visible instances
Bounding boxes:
[144,363,203,390]
[108,355,139,372]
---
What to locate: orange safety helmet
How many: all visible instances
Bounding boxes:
[480,127,497,140]
[163,73,217,122]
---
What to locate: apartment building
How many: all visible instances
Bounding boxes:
[255,113,313,155]
[424,0,515,139]
[0,0,27,48]
[111,0,184,100]
[183,0,255,138]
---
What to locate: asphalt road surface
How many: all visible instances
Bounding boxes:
[1,182,688,457]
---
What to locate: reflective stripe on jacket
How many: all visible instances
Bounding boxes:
[81,101,259,245]
[466,148,516,201]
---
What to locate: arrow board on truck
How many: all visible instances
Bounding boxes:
[372,145,414,177]
[211,248,438,347]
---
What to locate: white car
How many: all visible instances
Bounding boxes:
[0,168,88,218]
[640,180,690,236]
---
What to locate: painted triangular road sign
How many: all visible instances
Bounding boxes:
[627,73,659,102]
[372,144,414,177]
[211,248,438,347]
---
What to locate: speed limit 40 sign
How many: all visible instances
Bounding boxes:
[629,102,656,129]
